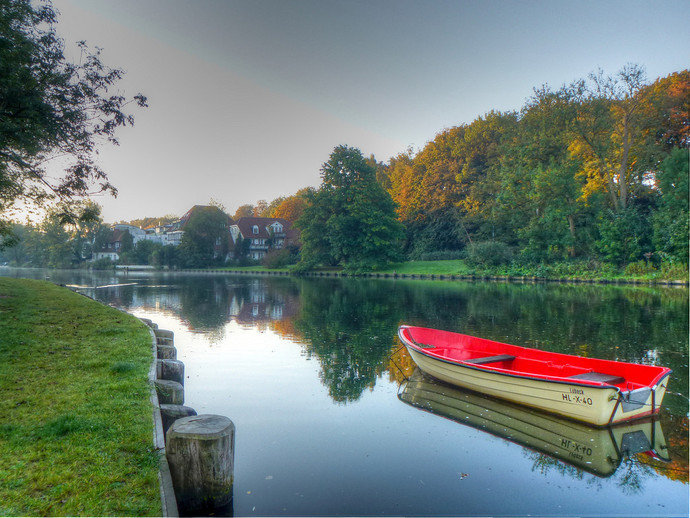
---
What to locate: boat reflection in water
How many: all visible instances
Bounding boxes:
[399,369,670,478]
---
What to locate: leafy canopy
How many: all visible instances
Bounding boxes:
[179,206,231,267]
[296,145,404,271]
[0,0,147,246]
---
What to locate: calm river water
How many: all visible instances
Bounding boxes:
[3,268,689,516]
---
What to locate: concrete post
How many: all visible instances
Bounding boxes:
[166,415,235,514]
[157,359,185,385]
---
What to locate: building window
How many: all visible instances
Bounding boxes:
[253,225,259,234]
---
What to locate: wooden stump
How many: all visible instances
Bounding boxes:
[155,379,184,405]
[155,329,174,340]
[166,415,235,513]
[157,344,177,360]
[157,359,185,385]
[159,404,197,436]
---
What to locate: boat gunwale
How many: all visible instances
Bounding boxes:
[397,325,672,392]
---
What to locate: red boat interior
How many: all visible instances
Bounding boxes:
[400,326,670,390]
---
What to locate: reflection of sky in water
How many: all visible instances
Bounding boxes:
[1,268,688,517]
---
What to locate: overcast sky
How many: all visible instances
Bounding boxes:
[50,0,689,222]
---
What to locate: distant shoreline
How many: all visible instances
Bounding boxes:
[3,264,686,287]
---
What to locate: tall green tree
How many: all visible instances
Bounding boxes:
[0,0,147,246]
[297,145,404,271]
[178,206,231,267]
[495,88,594,259]
[652,148,689,264]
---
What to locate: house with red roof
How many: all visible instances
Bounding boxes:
[92,228,129,261]
[229,217,299,260]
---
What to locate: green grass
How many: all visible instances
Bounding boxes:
[191,256,690,285]
[216,265,289,272]
[375,260,473,275]
[208,259,687,282]
[0,278,161,516]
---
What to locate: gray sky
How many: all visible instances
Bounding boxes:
[51,0,689,222]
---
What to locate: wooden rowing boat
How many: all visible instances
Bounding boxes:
[399,369,669,477]
[398,325,671,426]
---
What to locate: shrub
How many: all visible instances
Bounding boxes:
[596,207,651,265]
[225,256,259,267]
[90,258,115,270]
[465,241,513,267]
[624,260,657,276]
[262,249,294,269]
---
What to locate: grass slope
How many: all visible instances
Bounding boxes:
[0,278,161,516]
[214,259,687,282]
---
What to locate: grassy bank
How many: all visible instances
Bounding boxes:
[0,278,161,516]
[375,259,688,281]
[211,259,688,283]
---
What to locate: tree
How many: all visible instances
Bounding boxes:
[495,88,593,259]
[120,215,177,229]
[38,212,73,267]
[564,64,654,211]
[296,145,404,271]
[233,204,254,220]
[270,189,312,223]
[253,199,269,217]
[127,239,160,265]
[652,148,689,264]
[265,196,286,218]
[178,206,230,267]
[0,1,147,247]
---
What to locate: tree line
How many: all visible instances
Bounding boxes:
[0,204,240,269]
[380,66,688,267]
[282,65,688,274]
[0,2,686,276]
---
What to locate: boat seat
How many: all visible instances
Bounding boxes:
[568,371,625,385]
[464,354,516,365]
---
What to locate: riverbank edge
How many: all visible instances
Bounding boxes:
[177,268,690,286]
[2,265,687,286]
[144,324,179,517]
[0,278,164,515]
[70,288,179,517]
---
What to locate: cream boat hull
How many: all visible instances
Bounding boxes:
[405,346,669,427]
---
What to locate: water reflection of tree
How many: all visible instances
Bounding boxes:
[387,342,416,384]
[168,275,301,333]
[645,413,689,484]
[524,412,688,490]
[293,278,403,403]
[177,277,233,331]
[528,449,655,494]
